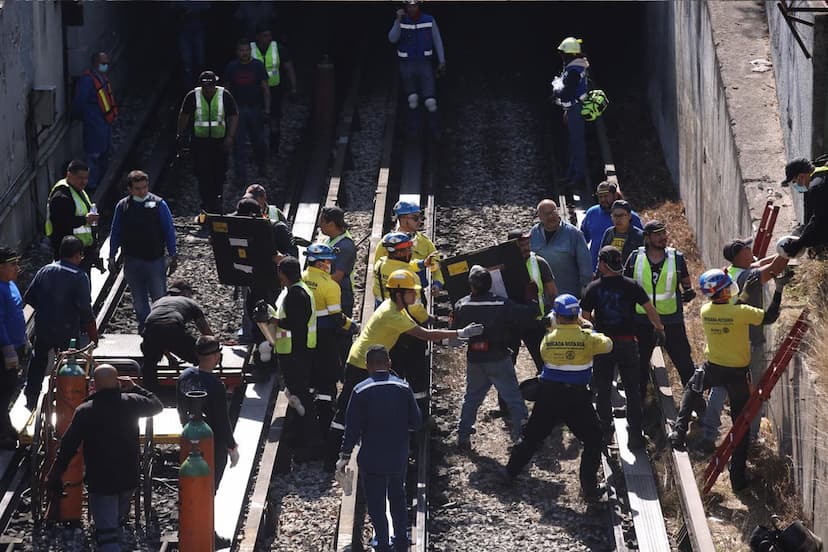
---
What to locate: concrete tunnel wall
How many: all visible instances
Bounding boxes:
[646,0,828,538]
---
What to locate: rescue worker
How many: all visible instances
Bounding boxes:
[373,232,433,412]
[780,157,828,257]
[599,200,644,267]
[108,170,177,333]
[24,236,97,410]
[337,345,421,552]
[624,220,697,398]
[302,244,358,436]
[506,229,558,373]
[0,247,25,449]
[141,279,214,391]
[530,199,592,298]
[44,160,100,273]
[504,294,612,502]
[242,183,286,223]
[72,52,117,192]
[388,0,446,138]
[177,336,239,491]
[700,239,790,452]
[47,365,162,552]
[453,265,539,449]
[319,206,357,364]
[668,268,786,491]
[580,246,666,449]
[581,181,643,271]
[375,201,444,293]
[250,23,298,154]
[328,269,482,468]
[176,70,240,215]
[552,37,589,191]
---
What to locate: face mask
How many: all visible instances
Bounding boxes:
[792,183,807,194]
[98,64,109,73]
[132,194,148,203]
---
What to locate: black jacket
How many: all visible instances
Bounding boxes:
[452,291,538,362]
[52,386,163,494]
[799,174,828,251]
[48,183,92,249]
[177,367,237,449]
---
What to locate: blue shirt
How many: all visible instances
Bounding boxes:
[24,260,94,345]
[529,221,592,298]
[580,205,643,271]
[341,372,421,474]
[71,72,113,154]
[109,193,177,259]
[0,281,25,349]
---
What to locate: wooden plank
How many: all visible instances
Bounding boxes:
[237,389,289,552]
[652,348,715,551]
[214,376,277,547]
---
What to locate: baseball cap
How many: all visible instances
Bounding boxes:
[643,220,666,235]
[195,336,221,355]
[199,70,219,84]
[598,245,624,272]
[783,158,813,185]
[0,247,19,264]
[722,238,753,262]
[610,200,631,213]
[596,181,618,195]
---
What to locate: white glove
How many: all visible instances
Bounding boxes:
[457,323,484,339]
[229,447,240,467]
[335,455,350,474]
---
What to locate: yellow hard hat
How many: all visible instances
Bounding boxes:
[557,37,583,55]
[386,269,421,291]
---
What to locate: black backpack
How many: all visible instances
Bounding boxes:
[750,520,823,552]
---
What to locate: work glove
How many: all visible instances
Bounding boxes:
[229,447,240,467]
[166,255,178,276]
[252,300,273,324]
[2,346,18,371]
[108,257,116,273]
[680,288,696,303]
[335,454,350,475]
[544,312,556,330]
[781,237,801,259]
[654,328,667,347]
[457,323,484,339]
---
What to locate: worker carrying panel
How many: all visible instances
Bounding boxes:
[440,240,529,304]
[208,214,277,287]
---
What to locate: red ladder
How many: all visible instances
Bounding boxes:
[753,200,780,258]
[702,308,810,494]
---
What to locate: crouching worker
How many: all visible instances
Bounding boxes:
[668,268,786,491]
[47,365,163,551]
[504,294,612,502]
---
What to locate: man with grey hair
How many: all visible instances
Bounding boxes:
[529,199,592,298]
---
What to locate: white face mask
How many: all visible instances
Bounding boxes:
[132,194,148,203]
[792,183,808,194]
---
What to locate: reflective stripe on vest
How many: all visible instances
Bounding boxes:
[267,205,284,222]
[274,281,317,355]
[251,41,281,87]
[327,230,354,287]
[398,15,434,59]
[727,265,745,305]
[557,59,589,108]
[634,247,678,315]
[44,181,93,246]
[193,87,226,138]
[526,254,545,319]
[84,70,117,124]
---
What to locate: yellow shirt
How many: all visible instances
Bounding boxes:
[539,323,613,385]
[373,230,445,285]
[372,257,429,323]
[302,266,352,330]
[701,301,764,367]
[347,299,417,369]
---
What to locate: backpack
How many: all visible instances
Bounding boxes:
[750,520,823,552]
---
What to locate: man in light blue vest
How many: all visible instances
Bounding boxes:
[388,0,446,139]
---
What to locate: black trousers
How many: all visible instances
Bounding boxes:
[509,322,546,374]
[214,439,229,491]
[268,84,283,151]
[280,348,320,445]
[390,333,428,413]
[191,138,227,214]
[592,338,643,434]
[26,334,72,409]
[140,323,198,390]
[328,363,370,459]
[636,321,695,397]
[312,329,340,435]
[674,362,750,481]
[507,381,602,490]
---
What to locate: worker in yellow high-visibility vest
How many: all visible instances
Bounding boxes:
[251,23,297,154]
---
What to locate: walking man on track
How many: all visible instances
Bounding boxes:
[108,170,178,334]
[24,236,97,410]
[0,247,25,449]
[337,345,421,552]
[580,181,642,271]
[551,37,589,192]
[529,199,592,298]
[47,365,162,552]
[503,294,611,502]
[668,268,787,491]
[176,70,239,216]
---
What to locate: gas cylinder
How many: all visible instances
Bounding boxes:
[55,338,87,522]
[179,391,214,484]
[179,445,214,552]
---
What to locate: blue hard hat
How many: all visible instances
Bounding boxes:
[393,201,422,216]
[382,231,414,252]
[306,243,337,262]
[699,268,732,297]
[553,294,581,316]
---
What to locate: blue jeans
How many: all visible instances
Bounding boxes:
[88,490,133,552]
[702,344,763,441]
[565,107,586,183]
[123,256,167,333]
[234,106,267,181]
[362,471,408,552]
[87,150,110,192]
[459,357,527,441]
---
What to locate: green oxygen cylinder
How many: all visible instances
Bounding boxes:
[180,391,214,483]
